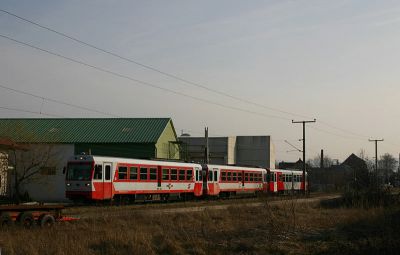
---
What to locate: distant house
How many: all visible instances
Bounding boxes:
[0,118,180,201]
[310,153,370,191]
[278,158,308,170]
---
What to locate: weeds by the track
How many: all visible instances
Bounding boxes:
[0,193,399,255]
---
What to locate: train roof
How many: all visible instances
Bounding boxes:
[271,169,305,174]
[207,164,266,172]
[68,155,202,168]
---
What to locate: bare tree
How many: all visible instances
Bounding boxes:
[8,144,62,203]
[307,153,334,168]
[358,149,375,172]
[378,153,397,184]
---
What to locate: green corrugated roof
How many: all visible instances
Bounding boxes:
[0,118,172,143]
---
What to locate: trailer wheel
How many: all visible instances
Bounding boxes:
[0,212,13,228]
[17,212,34,228]
[38,214,55,228]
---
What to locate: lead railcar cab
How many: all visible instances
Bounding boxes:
[65,155,204,202]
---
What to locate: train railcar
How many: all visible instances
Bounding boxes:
[65,155,309,202]
[65,155,203,202]
[269,169,307,194]
[205,164,267,197]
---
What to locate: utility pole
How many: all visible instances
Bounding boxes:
[320,149,324,170]
[292,119,316,195]
[204,127,209,164]
[369,138,384,186]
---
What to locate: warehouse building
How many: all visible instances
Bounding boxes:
[179,135,275,169]
[0,118,180,201]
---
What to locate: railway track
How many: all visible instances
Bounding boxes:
[65,193,340,220]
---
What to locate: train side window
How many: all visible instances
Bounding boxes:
[130,167,138,180]
[94,165,102,180]
[221,171,226,181]
[208,171,212,181]
[199,170,203,181]
[187,170,193,181]
[162,168,170,180]
[232,172,237,181]
[214,171,217,182]
[171,169,177,180]
[227,172,232,181]
[244,173,248,181]
[118,166,128,180]
[140,167,148,180]
[238,172,242,181]
[150,168,157,180]
[179,169,185,181]
[250,173,254,182]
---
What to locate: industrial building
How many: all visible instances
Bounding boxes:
[0,118,180,201]
[179,135,275,169]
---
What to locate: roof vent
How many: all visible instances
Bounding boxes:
[122,127,132,133]
[49,128,60,133]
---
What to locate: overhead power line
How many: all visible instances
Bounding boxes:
[0,34,291,121]
[0,8,376,142]
[0,8,311,119]
[0,105,63,117]
[0,33,382,146]
[309,126,366,141]
[0,83,120,117]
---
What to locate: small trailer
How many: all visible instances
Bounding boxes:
[0,204,77,228]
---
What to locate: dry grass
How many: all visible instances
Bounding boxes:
[0,196,399,255]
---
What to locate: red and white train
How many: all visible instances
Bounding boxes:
[65,155,307,202]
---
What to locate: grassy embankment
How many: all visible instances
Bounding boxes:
[0,192,399,255]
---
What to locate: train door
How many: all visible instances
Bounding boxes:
[157,166,162,190]
[202,165,208,195]
[273,172,278,192]
[242,171,245,189]
[206,168,219,196]
[277,172,284,193]
[103,162,113,199]
[194,167,203,197]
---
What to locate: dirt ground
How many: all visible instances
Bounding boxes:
[0,194,399,255]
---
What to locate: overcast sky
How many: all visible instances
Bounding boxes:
[0,0,400,163]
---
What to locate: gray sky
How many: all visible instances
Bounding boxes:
[0,0,400,163]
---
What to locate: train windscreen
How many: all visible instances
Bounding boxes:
[66,163,93,181]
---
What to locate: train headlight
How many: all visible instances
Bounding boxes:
[66,183,71,186]
[85,183,91,187]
